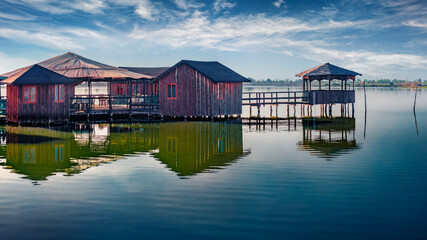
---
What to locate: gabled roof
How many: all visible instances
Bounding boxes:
[156,60,250,83]
[296,63,362,77]
[0,64,79,85]
[1,52,152,80]
[120,67,170,78]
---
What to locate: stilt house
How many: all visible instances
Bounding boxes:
[154,60,250,117]
[0,64,80,124]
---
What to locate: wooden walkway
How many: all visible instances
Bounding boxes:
[69,95,160,121]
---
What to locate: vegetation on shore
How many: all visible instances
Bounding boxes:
[247,78,426,88]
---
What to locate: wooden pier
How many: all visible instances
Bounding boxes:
[242,90,355,120]
[69,95,160,122]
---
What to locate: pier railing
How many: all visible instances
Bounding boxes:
[242,91,308,106]
[70,95,159,115]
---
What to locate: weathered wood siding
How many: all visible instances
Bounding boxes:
[157,63,243,117]
[7,84,74,124]
[6,85,19,123]
[111,81,153,96]
[308,90,355,105]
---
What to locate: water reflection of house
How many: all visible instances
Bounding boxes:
[2,126,74,180]
[154,122,247,176]
[0,122,248,181]
[297,118,359,158]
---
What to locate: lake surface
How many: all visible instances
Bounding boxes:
[0,87,426,240]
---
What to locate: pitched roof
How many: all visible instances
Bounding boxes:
[0,64,79,85]
[119,67,170,78]
[296,63,362,77]
[1,52,152,80]
[156,60,250,83]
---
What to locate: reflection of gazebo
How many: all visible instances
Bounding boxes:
[296,63,361,105]
[297,117,360,158]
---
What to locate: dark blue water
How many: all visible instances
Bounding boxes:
[0,88,426,239]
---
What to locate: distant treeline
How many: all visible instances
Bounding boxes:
[248,78,426,88]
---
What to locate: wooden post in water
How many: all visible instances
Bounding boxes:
[128,80,132,121]
[293,92,296,118]
[414,83,418,111]
[352,103,355,118]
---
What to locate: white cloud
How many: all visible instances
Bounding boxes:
[127,10,427,78]
[172,0,204,10]
[273,0,284,8]
[320,4,339,18]
[0,11,36,21]
[0,28,82,49]
[403,19,427,29]
[5,0,107,14]
[213,0,236,12]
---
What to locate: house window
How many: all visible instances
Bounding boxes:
[217,83,224,99]
[24,147,36,163]
[167,83,177,99]
[218,138,224,153]
[23,86,36,103]
[132,83,140,95]
[55,145,64,162]
[117,84,125,95]
[167,137,177,153]
[55,84,64,102]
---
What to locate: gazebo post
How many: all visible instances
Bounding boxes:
[109,80,112,121]
[319,79,321,90]
[302,78,305,92]
[87,78,91,122]
[128,79,132,120]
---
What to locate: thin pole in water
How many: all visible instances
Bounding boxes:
[414,83,418,111]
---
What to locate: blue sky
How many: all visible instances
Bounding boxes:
[0,0,426,80]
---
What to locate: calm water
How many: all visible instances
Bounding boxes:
[0,87,426,240]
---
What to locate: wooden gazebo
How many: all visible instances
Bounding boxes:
[296,63,362,105]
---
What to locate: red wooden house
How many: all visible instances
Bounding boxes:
[154,60,250,118]
[1,64,80,124]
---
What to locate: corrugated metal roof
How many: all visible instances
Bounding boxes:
[296,63,361,77]
[1,52,153,80]
[120,67,170,78]
[1,64,80,85]
[156,60,250,83]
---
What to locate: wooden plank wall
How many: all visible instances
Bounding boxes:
[8,84,74,124]
[308,90,355,105]
[157,63,243,117]
[111,81,153,96]
[6,85,19,123]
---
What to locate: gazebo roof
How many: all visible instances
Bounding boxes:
[296,63,362,77]
[1,52,153,80]
[1,64,80,85]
